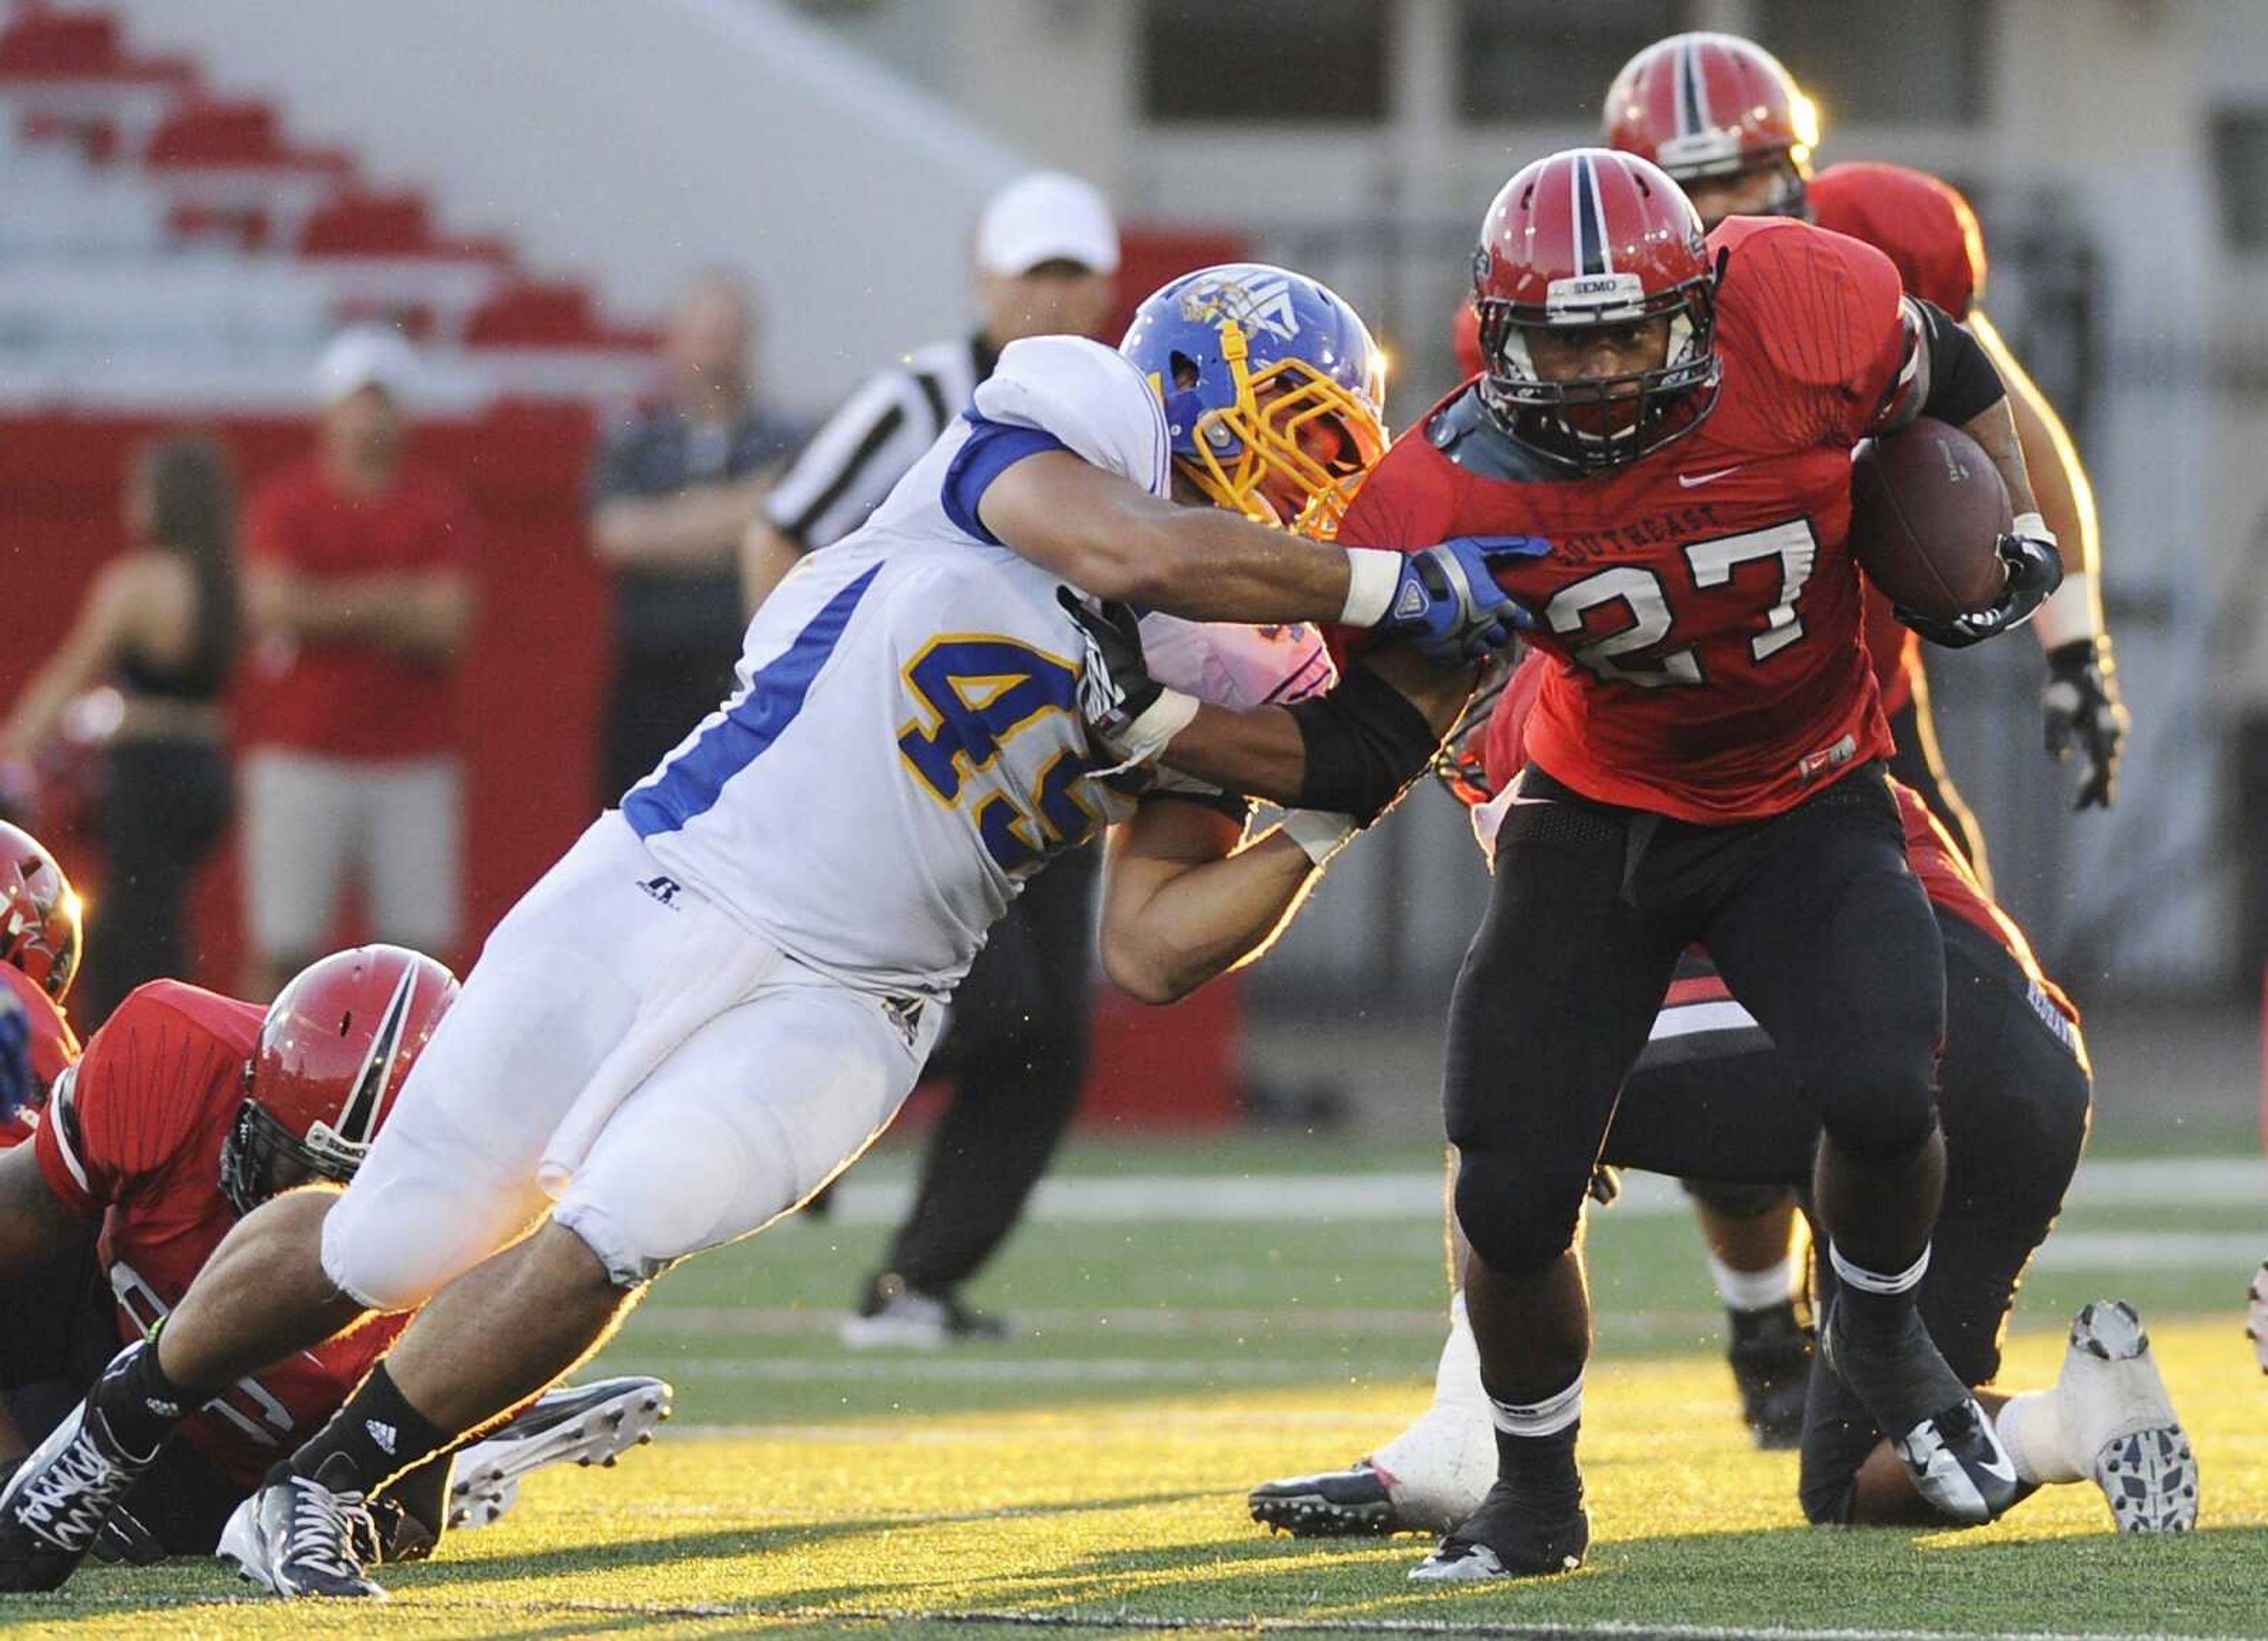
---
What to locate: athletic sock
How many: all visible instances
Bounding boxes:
[89,1339,192,1460]
[286,1365,452,1496]
[1484,1374,1585,1520]
[1709,1252,1800,1316]
[1993,1389,2084,1485]
[1826,1241,1930,1339]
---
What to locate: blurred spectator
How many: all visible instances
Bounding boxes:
[741,171,1120,1345]
[239,328,475,999]
[589,270,803,802]
[1,436,238,1025]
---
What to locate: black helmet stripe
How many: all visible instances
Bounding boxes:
[337,962,416,1145]
[1677,39,1709,137]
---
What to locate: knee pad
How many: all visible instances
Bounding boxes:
[321,1124,545,1314]
[1812,1043,1939,1164]
[1681,1178,1795,1221]
[1453,1149,1586,1278]
[558,1100,801,1288]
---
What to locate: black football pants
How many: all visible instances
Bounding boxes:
[878,841,1099,1294]
[1447,761,1946,1281]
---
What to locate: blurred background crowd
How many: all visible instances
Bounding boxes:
[1,0,2261,1169]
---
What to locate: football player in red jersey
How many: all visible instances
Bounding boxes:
[0,947,670,1575]
[1602,31,2126,853]
[1599,25,2128,1451]
[1104,146,2064,1577]
[0,822,82,1020]
[1246,656,2197,1539]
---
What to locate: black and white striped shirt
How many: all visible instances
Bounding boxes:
[763,334,1000,553]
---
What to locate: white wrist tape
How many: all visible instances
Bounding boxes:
[2033,570,2100,654]
[1279,809,1358,867]
[1101,687,1199,772]
[1339,548,1403,628]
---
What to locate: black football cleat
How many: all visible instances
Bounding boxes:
[1821,1299,2019,1524]
[1407,1480,1588,1583]
[1249,1461,1398,1536]
[0,1391,162,1591]
[1727,1304,1813,1450]
[218,1465,386,1599]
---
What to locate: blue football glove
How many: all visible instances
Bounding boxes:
[1897,530,2064,651]
[1381,536,1550,666]
[0,990,30,1125]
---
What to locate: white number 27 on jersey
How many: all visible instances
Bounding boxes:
[1543,519,1820,688]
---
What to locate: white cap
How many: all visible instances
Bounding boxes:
[313,325,421,404]
[975,171,1119,278]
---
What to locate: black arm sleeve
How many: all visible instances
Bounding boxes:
[1286,663,1441,823]
[1910,298,2006,427]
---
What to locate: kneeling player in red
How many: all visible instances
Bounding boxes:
[0,947,670,1573]
[1329,148,2058,1578]
[1247,658,2195,1540]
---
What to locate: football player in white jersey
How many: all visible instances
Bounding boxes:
[0,265,1540,1598]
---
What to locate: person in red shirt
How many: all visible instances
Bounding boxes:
[1249,654,2195,1539]
[1591,27,2129,1454]
[239,328,478,998]
[1126,147,2062,1578]
[0,947,669,1572]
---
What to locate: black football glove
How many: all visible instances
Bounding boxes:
[2043,637,2127,810]
[1896,530,2064,651]
[0,991,31,1125]
[1057,589,1192,768]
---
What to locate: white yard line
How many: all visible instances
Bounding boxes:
[816,1158,2264,1227]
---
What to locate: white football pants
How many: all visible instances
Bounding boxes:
[320,813,941,1309]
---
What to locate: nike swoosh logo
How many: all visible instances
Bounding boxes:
[1976,1449,2018,1485]
[1677,464,1751,488]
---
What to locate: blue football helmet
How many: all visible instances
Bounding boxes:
[1120,263,1387,537]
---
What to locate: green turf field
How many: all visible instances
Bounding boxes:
[11,1137,2266,1637]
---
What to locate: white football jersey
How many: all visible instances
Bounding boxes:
[624,335,1333,997]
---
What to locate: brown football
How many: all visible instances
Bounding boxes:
[1848,416,2012,620]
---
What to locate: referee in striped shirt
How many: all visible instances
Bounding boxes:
[744,173,1120,1346]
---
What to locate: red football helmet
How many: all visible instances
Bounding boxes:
[220,944,459,1215]
[1602,32,1817,217]
[1472,148,1720,471]
[0,821,81,1003]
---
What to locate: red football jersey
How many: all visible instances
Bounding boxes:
[1811,161,1993,716]
[34,980,406,1487]
[1345,217,1910,822]
[1481,657,2071,1023]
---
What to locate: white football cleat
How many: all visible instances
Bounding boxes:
[448,1377,672,1529]
[2060,1300,2198,1533]
[2247,1262,2267,1375]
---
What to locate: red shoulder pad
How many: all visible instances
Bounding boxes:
[35,981,259,1215]
[1715,217,1907,412]
[1810,162,1987,320]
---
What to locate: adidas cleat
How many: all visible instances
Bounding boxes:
[2062,1300,2198,1533]
[218,1467,385,1599]
[1249,1462,1399,1536]
[1821,1300,2018,1524]
[0,1376,162,1591]
[448,1376,673,1529]
[1407,1482,1588,1584]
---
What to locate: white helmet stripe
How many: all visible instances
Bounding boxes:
[1589,156,1617,276]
